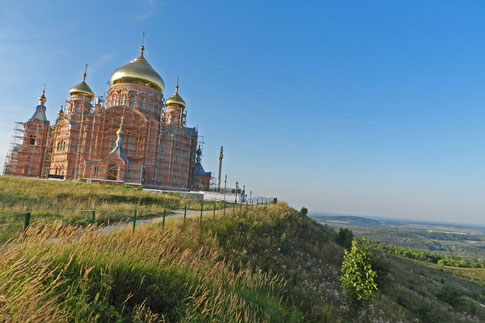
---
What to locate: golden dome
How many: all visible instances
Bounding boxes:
[69,81,94,99]
[110,46,165,93]
[165,85,186,108]
[70,71,94,99]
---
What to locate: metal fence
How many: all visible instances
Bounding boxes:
[0,200,275,242]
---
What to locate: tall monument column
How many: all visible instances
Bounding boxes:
[217,146,223,192]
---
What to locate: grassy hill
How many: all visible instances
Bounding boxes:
[0,195,484,321]
[0,176,223,242]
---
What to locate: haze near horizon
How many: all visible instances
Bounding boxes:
[0,1,484,225]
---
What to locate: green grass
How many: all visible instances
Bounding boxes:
[0,176,226,242]
[1,190,484,321]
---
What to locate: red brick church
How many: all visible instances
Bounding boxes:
[3,44,212,190]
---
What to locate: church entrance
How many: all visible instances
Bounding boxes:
[107,164,118,180]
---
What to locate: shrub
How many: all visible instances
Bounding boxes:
[341,238,378,308]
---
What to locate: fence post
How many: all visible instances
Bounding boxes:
[233,203,236,216]
[133,209,137,233]
[91,210,96,225]
[162,209,166,229]
[184,204,187,226]
[224,201,226,217]
[213,203,216,218]
[200,202,203,228]
[24,212,31,231]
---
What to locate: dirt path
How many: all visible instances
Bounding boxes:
[100,209,216,233]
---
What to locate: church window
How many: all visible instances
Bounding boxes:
[27,157,31,162]
[151,101,155,112]
[24,165,30,175]
[128,137,135,152]
[129,96,135,107]
[93,167,99,177]
[140,97,145,109]
[109,135,116,149]
[29,135,36,145]
[121,95,125,106]
[72,169,76,176]
[172,176,182,185]
[62,141,66,151]
[173,151,184,163]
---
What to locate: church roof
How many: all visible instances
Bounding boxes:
[194,162,211,177]
[29,91,49,125]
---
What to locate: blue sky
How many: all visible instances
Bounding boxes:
[1,0,485,225]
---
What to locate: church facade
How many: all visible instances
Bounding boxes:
[3,45,212,190]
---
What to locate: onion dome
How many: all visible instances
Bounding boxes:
[110,45,165,93]
[70,71,94,99]
[39,90,46,104]
[165,84,186,108]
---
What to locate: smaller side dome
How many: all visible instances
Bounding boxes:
[70,70,94,99]
[39,90,46,104]
[165,85,186,108]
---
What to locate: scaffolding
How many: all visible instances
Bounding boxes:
[4,93,201,190]
[40,126,53,178]
[3,122,24,175]
[3,121,52,177]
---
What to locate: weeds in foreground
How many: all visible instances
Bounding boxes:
[0,211,302,322]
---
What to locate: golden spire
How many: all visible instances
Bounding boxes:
[39,85,47,104]
[83,64,88,82]
[117,116,125,137]
[140,32,145,57]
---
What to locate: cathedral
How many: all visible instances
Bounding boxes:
[3,44,212,190]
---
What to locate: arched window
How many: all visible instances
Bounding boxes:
[129,95,135,107]
[29,135,36,145]
[109,135,116,149]
[107,164,118,180]
[121,95,125,106]
[128,137,135,152]
[140,97,145,109]
[24,165,30,175]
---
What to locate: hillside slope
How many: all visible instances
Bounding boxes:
[0,202,484,322]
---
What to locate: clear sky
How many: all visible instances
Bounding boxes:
[1,1,484,225]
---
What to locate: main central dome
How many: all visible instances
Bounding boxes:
[110,46,165,93]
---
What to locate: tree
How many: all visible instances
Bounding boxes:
[341,238,378,308]
[299,207,308,217]
[335,228,353,249]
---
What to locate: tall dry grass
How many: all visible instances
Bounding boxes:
[0,206,301,322]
